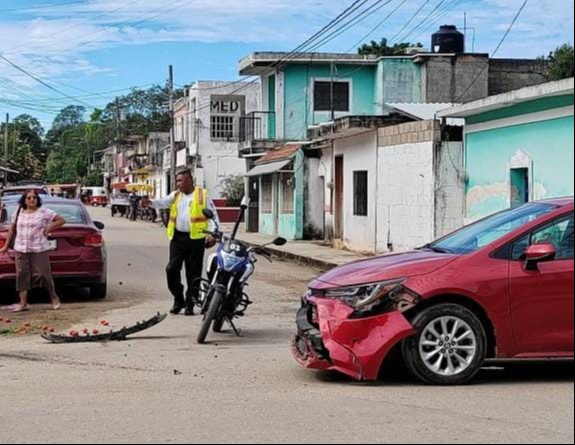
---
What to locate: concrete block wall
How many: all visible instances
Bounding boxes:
[376,137,436,253]
[379,120,441,147]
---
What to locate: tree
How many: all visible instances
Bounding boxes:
[52,105,86,130]
[84,169,104,187]
[220,175,245,207]
[541,44,575,81]
[12,114,45,162]
[358,38,423,56]
[7,148,43,182]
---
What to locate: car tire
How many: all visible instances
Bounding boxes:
[90,283,107,300]
[402,303,487,386]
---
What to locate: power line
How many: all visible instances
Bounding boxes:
[399,0,446,43]
[3,0,148,56]
[345,0,409,53]
[412,0,468,41]
[0,1,87,14]
[389,0,433,44]
[456,0,530,103]
[0,54,95,108]
[300,0,394,56]
[17,0,201,67]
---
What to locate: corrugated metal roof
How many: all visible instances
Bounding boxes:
[245,160,292,177]
[386,103,456,121]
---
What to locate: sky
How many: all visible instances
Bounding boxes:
[0,0,573,129]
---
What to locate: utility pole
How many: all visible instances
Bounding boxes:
[2,113,8,187]
[168,65,176,193]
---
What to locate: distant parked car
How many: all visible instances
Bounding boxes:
[1,184,51,199]
[0,197,108,299]
[293,198,574,385]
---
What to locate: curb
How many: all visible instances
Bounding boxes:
[239,240,339,271]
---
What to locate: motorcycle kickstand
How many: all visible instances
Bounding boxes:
[227,319,243,338]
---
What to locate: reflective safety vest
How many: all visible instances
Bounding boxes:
[167,188,209,240]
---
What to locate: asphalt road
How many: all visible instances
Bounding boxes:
[0,207,573,444]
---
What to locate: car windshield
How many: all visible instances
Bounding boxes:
[1,203,87,225]
[427,203,560,255]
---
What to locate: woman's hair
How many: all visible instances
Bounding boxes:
[19,190,43,210]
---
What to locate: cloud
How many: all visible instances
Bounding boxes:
[0,0,573,104]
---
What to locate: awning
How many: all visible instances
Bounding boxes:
[245,160,292,177]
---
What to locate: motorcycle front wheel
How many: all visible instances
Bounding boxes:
[197,288,224,344]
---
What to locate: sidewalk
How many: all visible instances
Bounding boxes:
[235,229,368,270]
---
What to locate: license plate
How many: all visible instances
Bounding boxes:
[47,240,58,251]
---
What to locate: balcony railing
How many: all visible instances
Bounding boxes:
[240,111,276,144]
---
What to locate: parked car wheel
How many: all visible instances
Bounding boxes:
[402,303,487,386]
[90,283,108,300]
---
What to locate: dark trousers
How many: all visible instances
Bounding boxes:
[166,231,206,307]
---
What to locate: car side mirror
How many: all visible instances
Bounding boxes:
[273,237,287,247]
[203,209,215,220]
[524,243,557,271]
[94,221,105,230]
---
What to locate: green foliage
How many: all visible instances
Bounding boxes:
[358,38,423,56]
[220,175,245,207]
[540,44,575,81]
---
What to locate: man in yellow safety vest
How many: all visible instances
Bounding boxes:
[153,170,219,316]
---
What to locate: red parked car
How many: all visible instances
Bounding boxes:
[293,198,574,385]
[0,197,108,299]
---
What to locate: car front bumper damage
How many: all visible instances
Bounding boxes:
[292,297,415,381]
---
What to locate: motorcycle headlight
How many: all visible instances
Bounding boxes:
[221,251,245,272]
[323,279,419,315]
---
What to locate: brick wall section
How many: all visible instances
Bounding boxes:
[378,120,442,147]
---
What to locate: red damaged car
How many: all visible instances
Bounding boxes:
[0,197,108,299]
[293,198,574,385]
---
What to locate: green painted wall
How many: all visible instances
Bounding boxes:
[282,64,377,140]
[466,113,574,220]
[379,58,422,105]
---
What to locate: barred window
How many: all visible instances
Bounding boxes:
[314,81,350,112]
[354,171,368,217]
[211,115,236,141]
[281,173,295,214]
[261,175,273,214]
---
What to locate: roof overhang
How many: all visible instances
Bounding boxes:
[438,78,575,119]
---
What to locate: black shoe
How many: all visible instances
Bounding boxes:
[184,306,195,316]
[170,302,185,315]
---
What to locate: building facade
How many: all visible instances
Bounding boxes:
[174,81,260,198]
[439,78,575,223]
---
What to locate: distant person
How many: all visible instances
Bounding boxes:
[0,190,65,312]
[153,171,219,316]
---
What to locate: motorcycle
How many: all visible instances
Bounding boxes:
[196,197,287,344]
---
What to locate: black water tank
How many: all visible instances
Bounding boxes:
[432,25,465,54]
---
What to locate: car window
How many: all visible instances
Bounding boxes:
[511,213,574,261]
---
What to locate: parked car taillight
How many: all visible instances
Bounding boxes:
[85,234,103,248]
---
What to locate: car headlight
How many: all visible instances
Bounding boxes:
[322,279,420,315]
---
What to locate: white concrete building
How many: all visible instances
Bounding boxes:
[174,81,260,198]
[308,105,465,254]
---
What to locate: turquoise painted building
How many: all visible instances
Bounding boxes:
[439,78,574,222]
[238,51,551,239]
